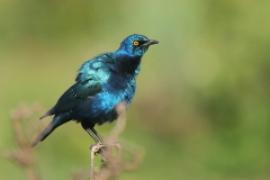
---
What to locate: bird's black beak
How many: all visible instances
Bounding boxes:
[144,39,159,47]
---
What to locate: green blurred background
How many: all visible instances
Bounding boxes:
[1,0,270,179]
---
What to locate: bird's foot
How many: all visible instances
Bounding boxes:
[90,143,106,155]
[90,142,121,155]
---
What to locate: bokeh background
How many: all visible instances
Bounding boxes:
[1,0,270,179]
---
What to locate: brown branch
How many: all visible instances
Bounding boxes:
[5,104,44,180]
[5,103,144,180]
[90,102,145,180]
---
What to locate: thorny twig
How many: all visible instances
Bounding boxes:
[5,103,44,180]
[5,103,144,180]
[90,102,145,180]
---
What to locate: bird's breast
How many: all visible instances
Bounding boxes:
[74,74,136,125]
[91,78,136,115]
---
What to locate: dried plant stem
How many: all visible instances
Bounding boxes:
[89,102,129,180]
[25,167,39,180]
[7,104,43,180]
[90,143,106,179]
[90,149,96,179]
[6,103,143,180]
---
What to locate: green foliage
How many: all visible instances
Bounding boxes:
[1,0,270,179]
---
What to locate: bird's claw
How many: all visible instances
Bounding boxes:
[90,142,122,156]
[90,143,106,155]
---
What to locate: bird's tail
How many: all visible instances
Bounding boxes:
[32,115,63,147]
[39,107,54,120]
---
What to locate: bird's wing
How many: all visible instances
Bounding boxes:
[41,53,114,118]
[75,53,114,83]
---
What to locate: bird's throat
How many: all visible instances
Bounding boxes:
[115,53,141,75]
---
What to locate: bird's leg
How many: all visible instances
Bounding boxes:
[86,128,121,163]
[90,128,104,144]
[86,128,106,153]
[89,128,122,152]
[85,128,101,143]
[86,128,106,179]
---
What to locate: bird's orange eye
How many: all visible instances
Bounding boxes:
[133,40,140,46]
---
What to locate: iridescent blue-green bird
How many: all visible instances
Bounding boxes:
[33,34,158,146]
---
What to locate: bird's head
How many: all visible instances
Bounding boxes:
[117,34,159,58]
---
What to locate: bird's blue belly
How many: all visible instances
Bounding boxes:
[74,86,134,125]
[91,92,123,118]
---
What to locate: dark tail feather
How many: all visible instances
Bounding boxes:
[32,116,62,147]
[39,108,54,120]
